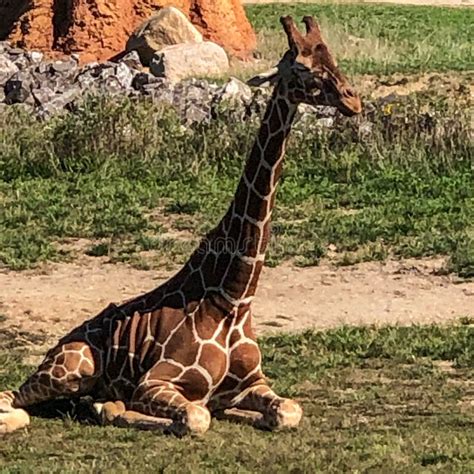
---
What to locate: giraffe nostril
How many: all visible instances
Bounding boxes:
[344,89,355,99]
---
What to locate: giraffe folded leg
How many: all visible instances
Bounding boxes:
[93,400,174,432]
[229,381,302,431]
[0,338,101,434]
[122,380,211,436]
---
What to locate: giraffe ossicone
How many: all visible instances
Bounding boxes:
[0,15,361,436]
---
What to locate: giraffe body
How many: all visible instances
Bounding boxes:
[0,15,361,436]
[1,286,296,435]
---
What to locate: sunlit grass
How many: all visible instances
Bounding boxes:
[245,3,474,74]
[0,323,472,471]
[0,92,472,274]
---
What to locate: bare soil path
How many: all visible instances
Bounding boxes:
[0,257,472,350]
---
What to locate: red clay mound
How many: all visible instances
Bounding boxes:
[0,0,256,63]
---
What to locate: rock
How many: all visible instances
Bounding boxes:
[119,50,143,71]
[4,79,31,105]
[107,63,135,91]
[6,47,24,56]
[74,63,115,89]
[27,51,44,64]
[10,53,31,71]
[0,42,276,122]
[37,88,81,118]
[0,55,19,85]
[212,77,253,121]
[0,41,10,53]
[74,61,136,94]
[37,61,51,75]
[150,41,229,83]
[31,86,56,106]
[51,59,77,74]
[132,72,166,93]
[27,59,77,94]
[127,7,203,66]
[74,63,109,90]
[186,0,257,59]
[217,77,252,104]
[172,79,219,123]
[2,0,256,63]
[316,117,335,128]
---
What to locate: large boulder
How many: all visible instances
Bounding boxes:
[0,0,256,63]
[127,7,202,66]
[150,41,229,83]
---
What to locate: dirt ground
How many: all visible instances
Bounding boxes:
[355,72,473,100]
[0,256,472,350]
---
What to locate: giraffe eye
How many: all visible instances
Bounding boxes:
[314,44,326,54]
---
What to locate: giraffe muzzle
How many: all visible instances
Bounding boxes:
[339,87,362,116]
[320,80,362,117]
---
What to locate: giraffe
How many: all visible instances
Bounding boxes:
[0,16,361,436]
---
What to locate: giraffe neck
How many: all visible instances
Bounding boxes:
[221,83,297,260]
[188,82,298,306]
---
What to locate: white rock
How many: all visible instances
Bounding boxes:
[127,7,203,66]
[113,62,135,89]
[219,77,252,103]
[150,41,229,84]
[0,55,19,85]
[28,51,44,64]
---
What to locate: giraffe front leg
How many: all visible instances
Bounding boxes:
[232,380,303,430]
[95,381,211,436]
[212,328,302,431]
[131,381,211,436]
[0,333,102,434]
[93,400,175,432]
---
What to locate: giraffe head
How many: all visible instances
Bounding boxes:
[250,16,362,117]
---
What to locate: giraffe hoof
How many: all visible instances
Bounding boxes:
[92,402,104,416]
[94,401,126,425]
[0,409,30,434]
[273,399,302,430]
[181,404,211,436]
[256,399,303,431]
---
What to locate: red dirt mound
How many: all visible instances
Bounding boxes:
[0,0,256,63]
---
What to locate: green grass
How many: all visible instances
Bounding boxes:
[0,323,473,472]
[0,6,473,274]
[0,92,472,273]
[245,3,474,75]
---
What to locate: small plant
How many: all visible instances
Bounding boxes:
[86,242,110,257]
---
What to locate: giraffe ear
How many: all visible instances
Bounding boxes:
[247,67,279,87]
